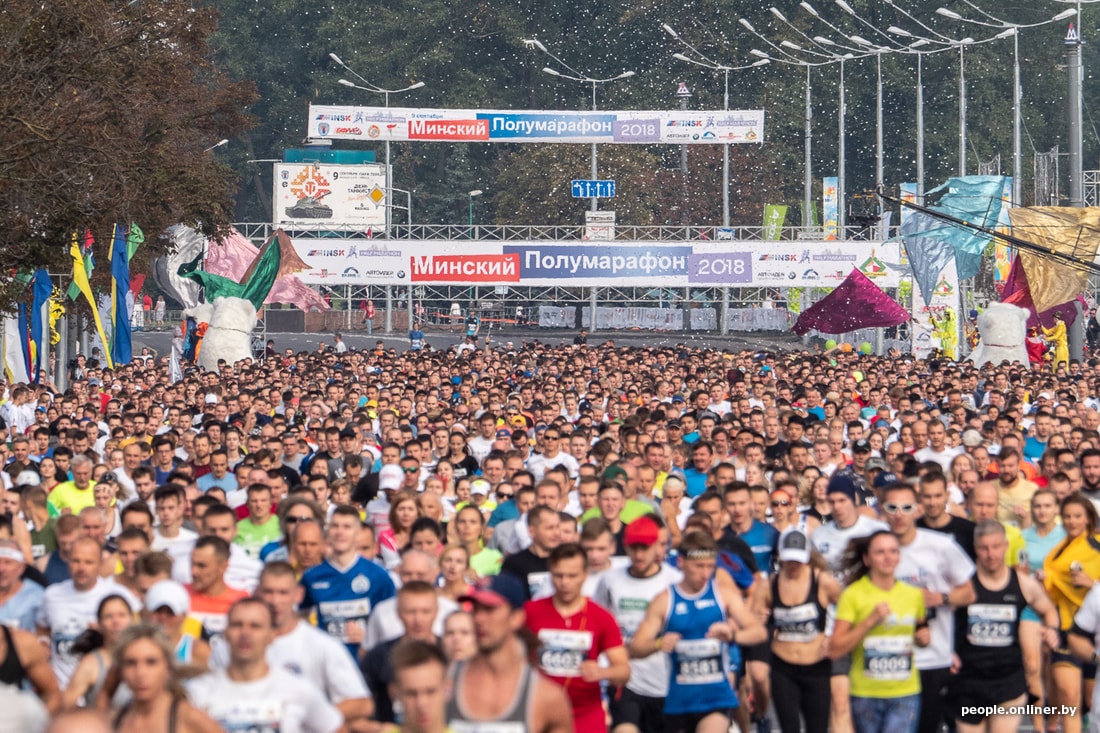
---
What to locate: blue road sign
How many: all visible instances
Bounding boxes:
[571,179,616,198]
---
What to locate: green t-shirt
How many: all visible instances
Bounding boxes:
[580,499,655,527]
[836,575,926,699]
[235,516,281,559]
[469,547,503,578]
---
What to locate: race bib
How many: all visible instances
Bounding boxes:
[319,599,371,642]
[966,603,1016,648]
[526,572,550,596]
[206,699,285,733]
[616,597,650,641]
[773,602,820,643]
[674,638,724,685]
[537,629,592,677]
[862,635,912,681]
[450,722,526,733]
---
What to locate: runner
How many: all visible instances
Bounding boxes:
[594,514,683,733]
[524,542,631,732]
[446,573,574,732]
[951,520,1060,733]
[754,527,842,733]
[629,530,767,733]
[829,531,930,733]
[300,505,396,658]
[187,598,346,733]
[389,639,450,733]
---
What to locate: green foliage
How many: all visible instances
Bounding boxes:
[211,0,1098,226]
[0,0,253,305]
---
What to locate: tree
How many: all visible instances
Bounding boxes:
[0,0,253,300]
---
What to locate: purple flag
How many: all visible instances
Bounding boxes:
[793,269,910,335]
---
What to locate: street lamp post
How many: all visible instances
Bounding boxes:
[330,53,425,237]
[468,189,483,231]
[527,39,634,214]
[934,7,1075,204]
[665,27,769,228]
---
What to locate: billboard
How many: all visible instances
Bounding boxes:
[290,238,904,288]
[274,163,387,230]
[308,106,765,145]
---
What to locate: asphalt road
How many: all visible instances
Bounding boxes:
[128,325,806,359]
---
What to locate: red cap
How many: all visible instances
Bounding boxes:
[624,516,660,547]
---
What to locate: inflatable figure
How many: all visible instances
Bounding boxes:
[967,302,1030,368]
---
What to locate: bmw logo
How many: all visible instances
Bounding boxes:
[397,270,406,279]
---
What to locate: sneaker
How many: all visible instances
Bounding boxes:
[755,717,771,733]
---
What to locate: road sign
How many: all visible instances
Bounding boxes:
[571,179,616,198]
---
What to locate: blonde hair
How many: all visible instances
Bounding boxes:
[112,624,187,699]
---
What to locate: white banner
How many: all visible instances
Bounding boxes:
[538,306,576,328]
[288,238,905,288]
[274,163,387,230]
[912,259,961,360]
[308,106,765,145]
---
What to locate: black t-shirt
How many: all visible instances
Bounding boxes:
[917,515,976,560]
[501,548,550,599]
[764,440,790,462]
[361,636,442,723]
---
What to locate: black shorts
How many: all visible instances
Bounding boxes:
[664,708,736,733]
[949,671,1028,724]
[610,687,665,733]
[1052,630,1099,679]
[742,640,772,665]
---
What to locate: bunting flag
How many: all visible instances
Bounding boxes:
[1001,249,1086,329]
[179,229,315,311]
[901,176,1007,305]
[110,223,132,366]
[792,269,910,335]
[69,232,113,369]
[29,270,51,383]
[16,303,30,383]
[126,223,144,263]
[2,313,29,384]
[1007,206,1100,314]
[66,229,95,301]
[763,205,787,241]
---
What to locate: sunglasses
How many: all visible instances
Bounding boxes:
[883,502,918,515]
[497,493,514,500]
[771,500,792,508]
[285,515,312,524]
[402,467,419,474]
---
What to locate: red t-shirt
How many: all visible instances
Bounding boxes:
[523,596,623,733]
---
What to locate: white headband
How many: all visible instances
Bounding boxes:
[0,548,24,563]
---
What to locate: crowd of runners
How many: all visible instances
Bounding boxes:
[0,336,1099,733]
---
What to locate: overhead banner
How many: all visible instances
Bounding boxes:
[289,238,903,288]
[308,105,765,145]
[274,163,387,229]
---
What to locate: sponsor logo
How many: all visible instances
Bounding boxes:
[368,125,380,138]
[306,249,346,257]
[317,122,330,135]
[802,269,820,280]
[758,253,799,262]
[335,127,361,135]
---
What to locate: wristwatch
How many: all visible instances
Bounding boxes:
[940,592,949,607]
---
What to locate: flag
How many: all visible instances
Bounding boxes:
[1008,206,1100,314]
[67,229,95,301]
[203,228,329,311]
[126,223,144,263]
[17,303,30,383]
[822,177,838,240]
[2,313,28,384]
[763,205,787,241]
[69,232,113,369]
[180,230,309,311]
[792,269,910,335]
[29,270,51,383]
[110,223,132,366]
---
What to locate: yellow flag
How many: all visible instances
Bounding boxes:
[1009,207,1100,313]
[70,233,113,369]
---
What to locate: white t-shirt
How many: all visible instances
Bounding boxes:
[35,578,140,687]
[188,667,344,733]
[211,621,368,705]
[152,528,198,575]
[527,451,580,482]
[467,435,494,465]
[361,594,459,650]
[894,528,975,670]
[1072,585,1100,733]
[811,516,889,575]
[173,543,261,593]
[593,564,683,697]
[913,445,964,474]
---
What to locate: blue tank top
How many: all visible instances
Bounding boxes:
[664,579,738,715]
[43,552,70,586]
